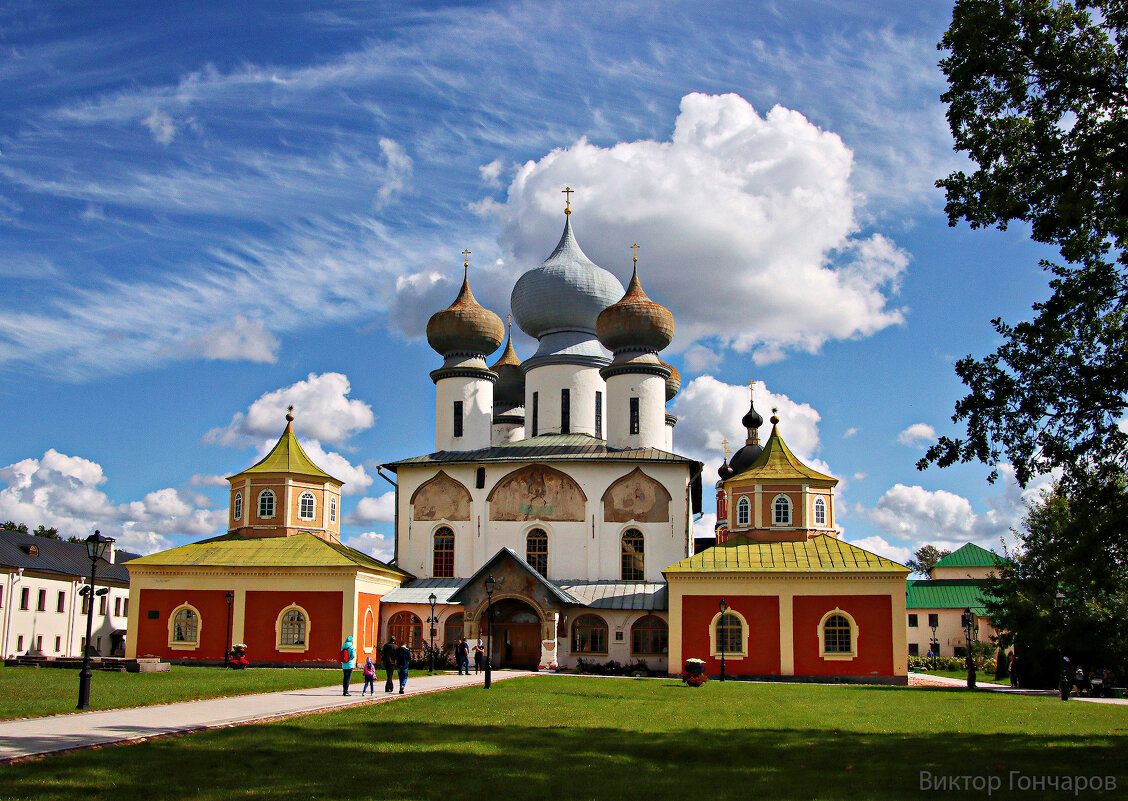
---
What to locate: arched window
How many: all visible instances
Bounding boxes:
[630,615,668,655]
[363,608,375,651]
[299,491,315,521]
[169,604,200,649]
[621,529,645,581]
[772,495,791,525]
[233,492,243,522]
[277,606,308,649]
[736,496,750,526]
[823,613,853,655]
[329,496,337,523]
[572,614,608,654]
[258,489,276,519]
[444,613,465,649]
[716,612,743,654]
[433,527,455,577]
[389,611,423,650]
[814,497,827,527]
[526,528,548,575]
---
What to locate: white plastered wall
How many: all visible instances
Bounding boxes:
[435,375,494,451]
[605,372,666,450]
[524,363,605,437]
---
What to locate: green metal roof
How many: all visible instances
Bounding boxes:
[383,433,700,469]
[228,421,340,483]
[663,534,909,575]
[906,579,992,614]
[933,543,1003,569]
[126,532,409,577]
[728,424,837,484]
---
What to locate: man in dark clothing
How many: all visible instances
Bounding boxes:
[380,637,397,693]
[396,641,412,694]
[457,637,471,675]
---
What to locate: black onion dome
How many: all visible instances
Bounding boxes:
[742,399,764,431]
[660,359,681,401]
[596,266,675,353]
[489,324,524,408]
[729,442,763,476]
[718,458,735,480]
[426,272,505,357]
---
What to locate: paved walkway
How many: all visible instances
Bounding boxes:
[0,669,534,764]
[910,672,1128,705]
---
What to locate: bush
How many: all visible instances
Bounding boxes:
[413,642,452,670]
[573,658,653,677]
[909,654,997,673]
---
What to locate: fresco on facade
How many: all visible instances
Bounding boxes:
[487,464,586,521]
[602,468,671,523]
[410,471,472,521]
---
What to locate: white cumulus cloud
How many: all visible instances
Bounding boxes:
[347,492,396,524]
[493,92,907,363]
[204,372,374,447]
[348,531,394,561]
[672,376,822,483]
[180,315,280,363]
[897,422,935,447]
[846,535,912,565]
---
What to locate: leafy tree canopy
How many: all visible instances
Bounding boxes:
[921,0,1128,487]
[905,544,952,576]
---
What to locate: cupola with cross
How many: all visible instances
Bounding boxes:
[226,407,345,542]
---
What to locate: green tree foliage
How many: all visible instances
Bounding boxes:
[921,0,1128,487]
[1,521,29,535]
[983,479,1128,685]
[905,544,952,576]
[31,525,60,540]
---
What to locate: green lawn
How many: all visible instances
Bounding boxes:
[2,676,1124,801]
[912,668,1002,685]
[0,664,364,720]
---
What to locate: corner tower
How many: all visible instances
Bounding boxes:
[226,408,344,542]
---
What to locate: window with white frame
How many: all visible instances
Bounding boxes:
[329,496,337,523]
[233,491,243,522]
[298,491,316,521]
[277,605,309,650]
[169,604,200,648]
[813,497,827,527]
[736,496,751,526]
[772,495,791,525]
[709,609,748,656]
[258,489,276,518]
[817,608,859,661]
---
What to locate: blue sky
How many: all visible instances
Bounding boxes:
[0,0,1058,565]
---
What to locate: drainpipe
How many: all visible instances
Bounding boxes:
[2,569,22,659]
[377,466,398,566]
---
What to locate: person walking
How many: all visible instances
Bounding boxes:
[396,639,412,694]
[473,639,484,674]
[362,657,377,695]
[381,637,397,693]
[457,637,471,675]
[340,635,356,696]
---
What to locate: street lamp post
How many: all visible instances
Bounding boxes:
[428,592,438,674]
[961,607,977,689]
[224,591,234,668]
[718,598,727,682]
[77,530,115,710]
[484,575,495,690]
[1055,591,1069,701]
[930,623,938,669]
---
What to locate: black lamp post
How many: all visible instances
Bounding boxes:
[961,607,977,689]
[930,622,938,669]
[1055,591,1069,701]
[224,591,234,668]
[428,592,438,674]
[484,574,495,689]
[718,598,727,682]
[77,530,115,710]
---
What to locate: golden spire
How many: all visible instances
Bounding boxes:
[562,186,574,215]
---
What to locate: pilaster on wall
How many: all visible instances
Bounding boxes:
[778,593,794,674]
[231,588,247,645]
[540,611,559,667]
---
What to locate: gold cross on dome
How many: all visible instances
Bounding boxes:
[562,186,574,214]
[631,243,640,263]
[462,249,471,268]
[721,438,731,459]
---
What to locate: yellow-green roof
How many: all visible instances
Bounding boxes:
[228,421,340,483]
[126,532,409,577]
[727,424,837,484]
[663,534,908,575]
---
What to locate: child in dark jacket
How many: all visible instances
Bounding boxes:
[362,657,377,695]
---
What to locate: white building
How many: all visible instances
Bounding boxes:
[1,530,133,660]
[378,210,701,673]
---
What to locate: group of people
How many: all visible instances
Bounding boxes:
[337,634,489,696]
[1071,665,1117,698]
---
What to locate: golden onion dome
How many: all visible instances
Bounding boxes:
[660,359,681,401]
[596,260,674,353]
[489,318,525,408]
[426,269,505,358]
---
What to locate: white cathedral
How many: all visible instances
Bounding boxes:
[377,203,700,673]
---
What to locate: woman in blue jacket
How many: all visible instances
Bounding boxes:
[340,635,356,696]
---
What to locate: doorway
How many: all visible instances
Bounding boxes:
[481,598,541,669]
